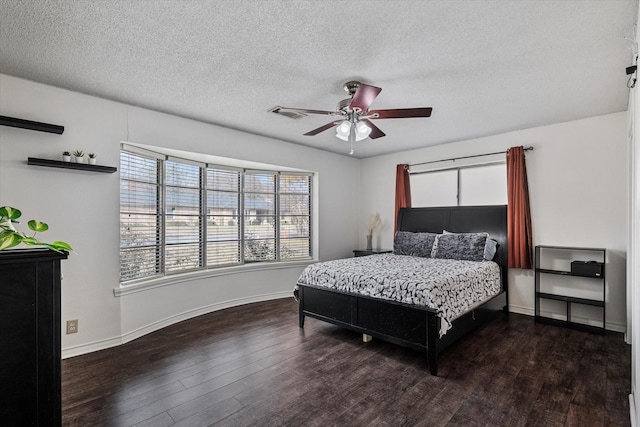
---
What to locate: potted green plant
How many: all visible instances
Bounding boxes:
[62,151,71,162]
[0,206,72,253]
[73,149,84,164]
[88,153,97,165]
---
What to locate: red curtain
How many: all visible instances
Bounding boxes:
[394,164,411,235]
[506,146,533,269]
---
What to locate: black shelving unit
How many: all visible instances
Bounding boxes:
[28,157,117,173]
[534,245,606,334]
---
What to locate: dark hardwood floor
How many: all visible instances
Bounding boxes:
[62,298,631,426]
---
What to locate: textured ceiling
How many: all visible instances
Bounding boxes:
[0,1,638,158]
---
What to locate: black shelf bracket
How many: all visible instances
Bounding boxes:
[27,157,117,174]
[0,115,64,134]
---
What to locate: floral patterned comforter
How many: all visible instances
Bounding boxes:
[296,253,501,336]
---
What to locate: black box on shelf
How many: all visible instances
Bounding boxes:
[570,261,604,278]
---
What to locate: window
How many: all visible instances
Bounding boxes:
[410,162,507,207]
[410,170,458,207]
[120,151,162,282]
[119,149,313,284]
[279,174,312,259]
[458,163,507,206]
[165,161,202,273]
[206,167,241,266]
[244,172,276,261]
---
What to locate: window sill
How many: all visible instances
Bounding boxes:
[113,259,317,297]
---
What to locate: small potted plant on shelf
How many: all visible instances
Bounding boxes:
[73,149,84,163]
[87,153,97,165]
[62,151,71,162]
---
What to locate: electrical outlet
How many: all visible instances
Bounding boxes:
[66,319,78,334]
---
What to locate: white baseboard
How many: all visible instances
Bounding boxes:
[62,335,124,359]
[606,322,627,333]
[62,293,627,359]
[509,304,534,316]
[62,291,292,359]
[507,304,626,333]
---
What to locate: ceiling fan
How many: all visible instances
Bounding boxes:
[270,81,432,154]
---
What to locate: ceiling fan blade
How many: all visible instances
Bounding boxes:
[303,121,340,136]
[361,119,386,139]
[349,84,382,111]
[369,107,433,119]
[273,106,338,116]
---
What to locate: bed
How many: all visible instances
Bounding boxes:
[295,205,508,375]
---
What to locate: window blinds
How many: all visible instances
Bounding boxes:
[119,151,162,282]
[279,174,311,259]
[119,149,313,283]
[164,161,202,273]
[206,167,241,266]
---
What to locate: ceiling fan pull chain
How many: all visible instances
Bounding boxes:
[349,125,355,155]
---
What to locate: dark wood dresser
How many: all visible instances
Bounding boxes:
[0,249,67,426]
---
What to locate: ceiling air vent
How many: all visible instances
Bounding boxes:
[268,106,307,120]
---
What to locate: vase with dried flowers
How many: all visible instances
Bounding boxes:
[367,213,381,251]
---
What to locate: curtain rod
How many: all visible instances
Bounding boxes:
[407,146,534,169]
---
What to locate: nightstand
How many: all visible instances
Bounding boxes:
[353,249,392,257]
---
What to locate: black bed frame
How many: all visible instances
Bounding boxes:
[297,205,508,375]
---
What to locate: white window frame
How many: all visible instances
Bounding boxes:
[409,157,507,207]
[119,148,313,285]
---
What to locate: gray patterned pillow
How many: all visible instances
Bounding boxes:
[393,231,438,257]
[431,232,488,261]
[443,230,498,260]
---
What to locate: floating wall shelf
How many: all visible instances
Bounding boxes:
[28,157,117,173]
[1,115,64,134]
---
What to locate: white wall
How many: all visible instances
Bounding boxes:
[0,74,361,357]
[629,83,639,427]
[360,112,629,332]
[628,5,639,425]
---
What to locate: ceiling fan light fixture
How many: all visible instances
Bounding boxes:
[276,80,432,154]
[336,120,351,141]
[355,121,371,141]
